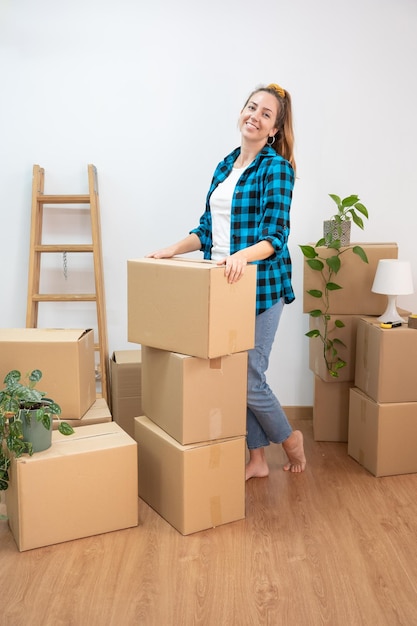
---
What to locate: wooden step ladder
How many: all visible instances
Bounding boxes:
[26,164,109,403]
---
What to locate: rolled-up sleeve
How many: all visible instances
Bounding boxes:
[258,160,294,258]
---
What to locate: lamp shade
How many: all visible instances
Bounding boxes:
[371,259,414,296]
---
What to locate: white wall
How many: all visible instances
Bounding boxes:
[1,0,417,406]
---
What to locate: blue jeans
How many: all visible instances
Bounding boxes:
[246,299,292,450]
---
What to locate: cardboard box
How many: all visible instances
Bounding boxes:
[313,376,354,442]
[348,387,417,476]
[355,317,417,403]
[6,422,138,551]
[127,257,257,358]
[134,416,245,535]
[309,314,363,383]
[52,397,112,430]
[0,328,96,419]
[303,243,398,314]
[110,350,142,438]
[142,347,247,444]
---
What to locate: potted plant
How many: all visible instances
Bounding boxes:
[323,193,369,246]
[300,194,369,378]
[0,369,74,491]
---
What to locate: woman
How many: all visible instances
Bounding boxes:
[148,83,306,479]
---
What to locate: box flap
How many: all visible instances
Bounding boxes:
[112,350,142,364]
[0,328,92,343]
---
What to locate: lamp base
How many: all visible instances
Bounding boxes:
[376,294,406,323]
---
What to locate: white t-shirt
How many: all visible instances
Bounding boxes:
[210,166,246,261]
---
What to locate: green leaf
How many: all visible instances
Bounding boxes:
[354,202,368,218]
[352,246,369,263]
[326,282,342,291]
[41,414,52,430]
[333,339,347,348]
[341,194,359,207]
[315,237,326,247]
[309,309,323,317]
[1,397,20,414]
[28,370,42,384]
[351,212,364,230]
[299,245,317,259]
[307,289,323,298]
[4,370,21,386]
[47,401,62,416]
[327,240,342,251]
[334,319,345,328]
[329,193,341,206]
[58,422,75,436]
[326,255,341,273]
[307,258,324,271]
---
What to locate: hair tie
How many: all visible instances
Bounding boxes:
[267,83,286,98]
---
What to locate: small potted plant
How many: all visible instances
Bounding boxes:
[323,193,369,246]
[300,193,369,377]
[0,369,75,491]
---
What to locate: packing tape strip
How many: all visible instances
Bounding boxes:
[228,330,237,354]
[209,444,221,469]
[209,408,222,440]
[210,495,222,527]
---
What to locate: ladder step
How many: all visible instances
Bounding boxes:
[34,244,94,253]
[36,194,91,204]
[31,294,97,302]
[27,164,109,403]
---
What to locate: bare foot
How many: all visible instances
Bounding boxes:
[245,447,269,480]
[282,430,306,473]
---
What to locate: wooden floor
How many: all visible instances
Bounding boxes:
[1,419,417,626]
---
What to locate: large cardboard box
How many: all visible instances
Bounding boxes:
[348,387,417,476]
[110,350,142,438]
[0,328,96,419]
[6,422,138,551]
[355,317,417,403]
[134,416,245,535]
[309,314,363,383]
[127,257,257,358]
[52,397,112,430]
[142,347,247,444]
[313,376,354,442]
[303,243,398,314]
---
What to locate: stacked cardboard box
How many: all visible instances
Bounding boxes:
[1,329,138,550]
[303,243,398,441]
[110,349,142,438]
[6,422,138,551]
[127,257,257,535]
[0,328,113,427]
[0,328,97,419]
[348,317,417,476]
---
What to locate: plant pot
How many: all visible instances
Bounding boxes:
[323,220,351,246]
[20,409,52,453]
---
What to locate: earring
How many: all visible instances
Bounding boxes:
[267,135,276,146]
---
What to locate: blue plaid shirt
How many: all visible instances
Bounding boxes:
[190,145,295,315]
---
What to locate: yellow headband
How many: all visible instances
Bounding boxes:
[267,83,285,98]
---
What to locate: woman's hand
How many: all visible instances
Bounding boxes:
[217,253,248,283]
[146,234,202,259]
[146,245,177,259]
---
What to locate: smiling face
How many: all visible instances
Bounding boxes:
[239,90,279,145]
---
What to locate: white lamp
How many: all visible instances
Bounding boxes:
[371,259,414,323]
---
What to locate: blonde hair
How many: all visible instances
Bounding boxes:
[244,83,296,172]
